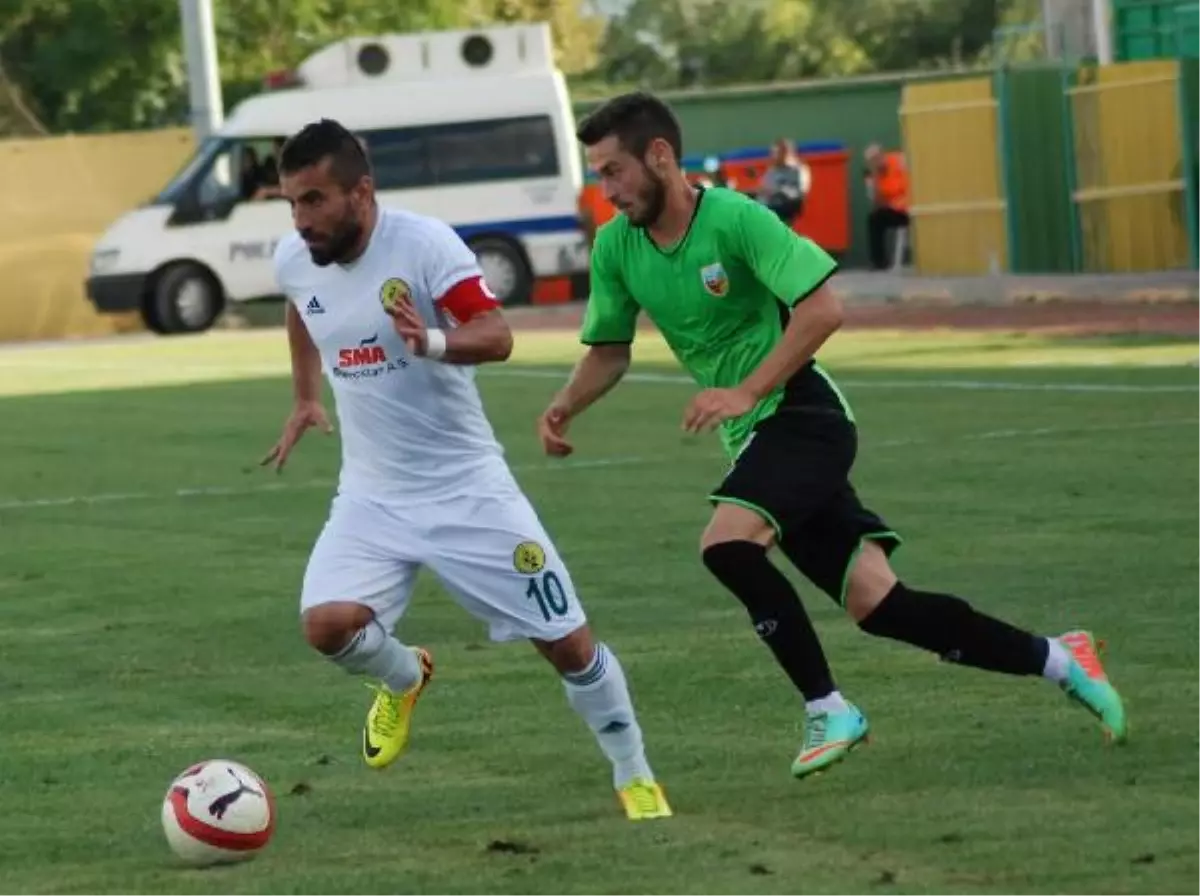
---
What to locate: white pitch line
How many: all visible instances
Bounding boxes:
[873,417,1198,449]
[0,456,646,512]
[965,418,1197,440]
[841,378,1199,394]
[0,357,286,376]
[486,367,1199,394]
[0,357,1194,393]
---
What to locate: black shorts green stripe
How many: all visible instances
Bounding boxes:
[709,405,901,605]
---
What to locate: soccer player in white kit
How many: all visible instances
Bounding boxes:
[261,119,671,820]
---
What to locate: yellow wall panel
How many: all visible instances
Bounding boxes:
[1070,60,1188,271]
[899,77,1008,275]
[0,129,194,341]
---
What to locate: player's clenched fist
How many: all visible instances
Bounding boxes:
[260,400,334,473]
[538,402,575,457]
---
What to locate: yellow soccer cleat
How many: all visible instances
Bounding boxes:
[362,647,434,769]
[617,778,673,821]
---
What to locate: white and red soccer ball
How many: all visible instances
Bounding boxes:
[161,759,276,866]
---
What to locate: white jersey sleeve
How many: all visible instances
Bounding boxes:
[412,217,488,302]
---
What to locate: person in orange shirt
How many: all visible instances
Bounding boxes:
[863,144,910,270]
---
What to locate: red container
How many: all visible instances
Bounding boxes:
[579,143,851,255]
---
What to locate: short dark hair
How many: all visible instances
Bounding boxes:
[576,92,683,162]
[279,118,371,190]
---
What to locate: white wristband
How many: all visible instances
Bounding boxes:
[425,328,447,360]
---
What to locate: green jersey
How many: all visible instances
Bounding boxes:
[580,187,853,457]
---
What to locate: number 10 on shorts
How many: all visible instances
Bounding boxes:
[526,571,569,622]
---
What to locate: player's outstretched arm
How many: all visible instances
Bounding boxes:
[555,344,632,416]
[538,344,631,457]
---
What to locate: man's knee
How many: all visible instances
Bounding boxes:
[844,540,899,622]
[700,502,776,555]
[533,624,596,676]
[701,539,785,621]
[701,538,765,579]
[302,602,375,655]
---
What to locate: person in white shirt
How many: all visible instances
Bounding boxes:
[757,137,811,223]
[262,118,670,821]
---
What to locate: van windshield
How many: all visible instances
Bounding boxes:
[153,136,227,204]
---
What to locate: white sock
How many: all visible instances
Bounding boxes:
[1042,637,1072,683]
[331,619,422,693]
[805,690,850,714]
[562,643,654,789]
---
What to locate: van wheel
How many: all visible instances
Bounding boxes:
[469,237,533,306]
[140,299,167,335]
[149,263,223,334]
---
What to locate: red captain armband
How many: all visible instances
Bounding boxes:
[435,276,501,326]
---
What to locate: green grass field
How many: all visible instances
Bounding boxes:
[0,328,1196,894]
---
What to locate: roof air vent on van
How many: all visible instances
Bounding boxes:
[357,42,390,76]
[461,34,494,67]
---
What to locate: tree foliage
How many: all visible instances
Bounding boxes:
[0,0,1042,134]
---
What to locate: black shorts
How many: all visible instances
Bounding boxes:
[709,408,901,605]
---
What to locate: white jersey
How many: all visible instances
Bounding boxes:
[274,208,508,503]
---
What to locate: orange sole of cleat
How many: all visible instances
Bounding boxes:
[412,650,435,701]
[797,735,870,779]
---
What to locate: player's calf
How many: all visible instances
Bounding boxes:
[702,528,874,779]
[846,545,1052,676]
[534,626,671,820]
[845,542,1128,741]
[539,631,649,787]
[700,537,844,707]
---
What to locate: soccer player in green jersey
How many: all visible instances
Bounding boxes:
[537,92,1128,778]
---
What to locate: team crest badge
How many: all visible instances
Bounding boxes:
[379,277,411,313]
[513,541,547,575]
[700,262,729,297]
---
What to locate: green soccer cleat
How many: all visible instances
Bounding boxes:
[1058,631,1128,744]
[791,703,870,779]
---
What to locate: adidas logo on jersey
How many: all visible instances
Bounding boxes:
[305,296,325,315]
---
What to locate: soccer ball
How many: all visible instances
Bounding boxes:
[161,759,276,866]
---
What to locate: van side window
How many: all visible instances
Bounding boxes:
[365,129,432,191]
[195,143,240,208]
[428,116,559,185]
[362,115,558,191]
[245,137,287,201]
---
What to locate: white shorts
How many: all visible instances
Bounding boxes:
[300,482,587,643]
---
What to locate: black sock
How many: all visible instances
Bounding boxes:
[859,582,1048,676]
[702,541,836,701]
